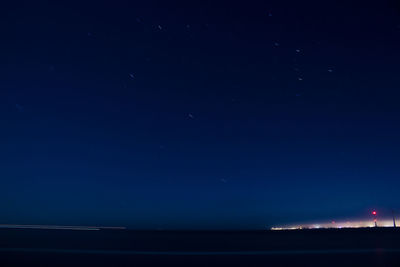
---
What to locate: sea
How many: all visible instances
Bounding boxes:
[1,227,400,266]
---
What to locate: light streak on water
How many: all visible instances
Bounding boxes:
[0,224,126,231]
[1,248,400,255]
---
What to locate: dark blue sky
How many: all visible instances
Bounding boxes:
[1,0,400,229]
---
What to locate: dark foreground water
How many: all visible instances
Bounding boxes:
[1,228,400,266]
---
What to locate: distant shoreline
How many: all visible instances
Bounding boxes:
[0,224,126,231]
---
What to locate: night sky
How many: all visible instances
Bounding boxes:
[2,1,400,229]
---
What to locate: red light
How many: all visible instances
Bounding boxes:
[372,211,377,215]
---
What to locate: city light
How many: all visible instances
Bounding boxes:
[271,219,397,230]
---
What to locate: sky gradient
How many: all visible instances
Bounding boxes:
[1,0,400,229]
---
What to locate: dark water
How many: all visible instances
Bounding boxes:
[1,228,400,266]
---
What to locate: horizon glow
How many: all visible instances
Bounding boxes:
[271,219,397,230]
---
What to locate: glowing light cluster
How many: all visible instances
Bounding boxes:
[271,219,397,230]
